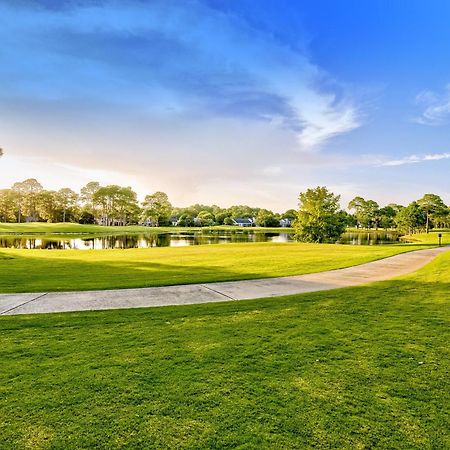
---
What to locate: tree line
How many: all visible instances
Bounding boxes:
[294,187,449,242]
[0,179,295,227]
[0,180,448,237]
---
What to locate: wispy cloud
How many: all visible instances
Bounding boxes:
[0,1,381,210]
[381,152,450,166]
[296,99,360,150]
[413,84,450,125]
[0,0,361,152]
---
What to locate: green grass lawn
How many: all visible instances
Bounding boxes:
[0,251,448,449]
[0,242,431,293]
[0,222,152,233]
[0,222,291,234]
[402,230,450,246]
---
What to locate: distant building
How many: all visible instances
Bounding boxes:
[279,218,292,227]
[232,218,254,227]
[97,217,124,226]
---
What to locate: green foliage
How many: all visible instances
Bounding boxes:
[142,191,172,226]
[78,211,96,224]
[417,193,447,233]
[294,186,346,243]
[56,188,79,222]
[196,210,215,226]
[11,178,43,222]
[282,208,297,220]
[93,185,139,226]
[395,202,427,234]
[1,179,449,233]
[80,181,100,216]
[227,205,259,219]
[0,189,16,222]
[177,213,195,227]
[255,209,279,227]
[378,205,397,229]
[348,196,381,229]
[214,210,229,225]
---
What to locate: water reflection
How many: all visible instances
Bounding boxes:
[0,231,292,250]
[337,231,401,245]
[0,230,401,250]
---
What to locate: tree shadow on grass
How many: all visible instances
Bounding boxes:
[0,245,447,295]
[0,250,274,294]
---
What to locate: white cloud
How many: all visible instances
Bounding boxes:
[414,84,450,125]
[0,1,361,153]
[296,100,360,150]
[0,1,363,210]
[381,152,450,166]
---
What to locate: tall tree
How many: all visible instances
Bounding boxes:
[141,192,172,226]
[116,187,140,225]
[395,202,426,234]
[417,194,447,233]
[348,197,380,229]
[196,210,215,226]
[80,181,101,217]
[432,205,450,229]
[294,186,346,243]
[255,209,279,227]
[347,196,366,228]
[11,178,43,222]
[378,205,397,230]
[36,190,58,223]
[56,188,79,222]
[93,185,139,226]
[0,189,16,222]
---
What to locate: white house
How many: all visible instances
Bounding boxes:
[279,218,292,227]
[232,218,254,227]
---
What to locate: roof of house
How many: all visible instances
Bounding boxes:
[232,218,253,224]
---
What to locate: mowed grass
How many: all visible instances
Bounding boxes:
[402,230,450,245]
[0,222,153,233]
[0,242,431,293]
[0,222,290,234]
[0,251,448,449]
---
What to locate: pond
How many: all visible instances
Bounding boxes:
[0,230,403,250]
[337,231,402,245]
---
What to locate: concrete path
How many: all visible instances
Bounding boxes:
[1,246,448,316]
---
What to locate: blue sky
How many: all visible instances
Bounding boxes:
[0,0,449,210]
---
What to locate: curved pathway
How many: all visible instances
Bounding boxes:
[1,246,448,316]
